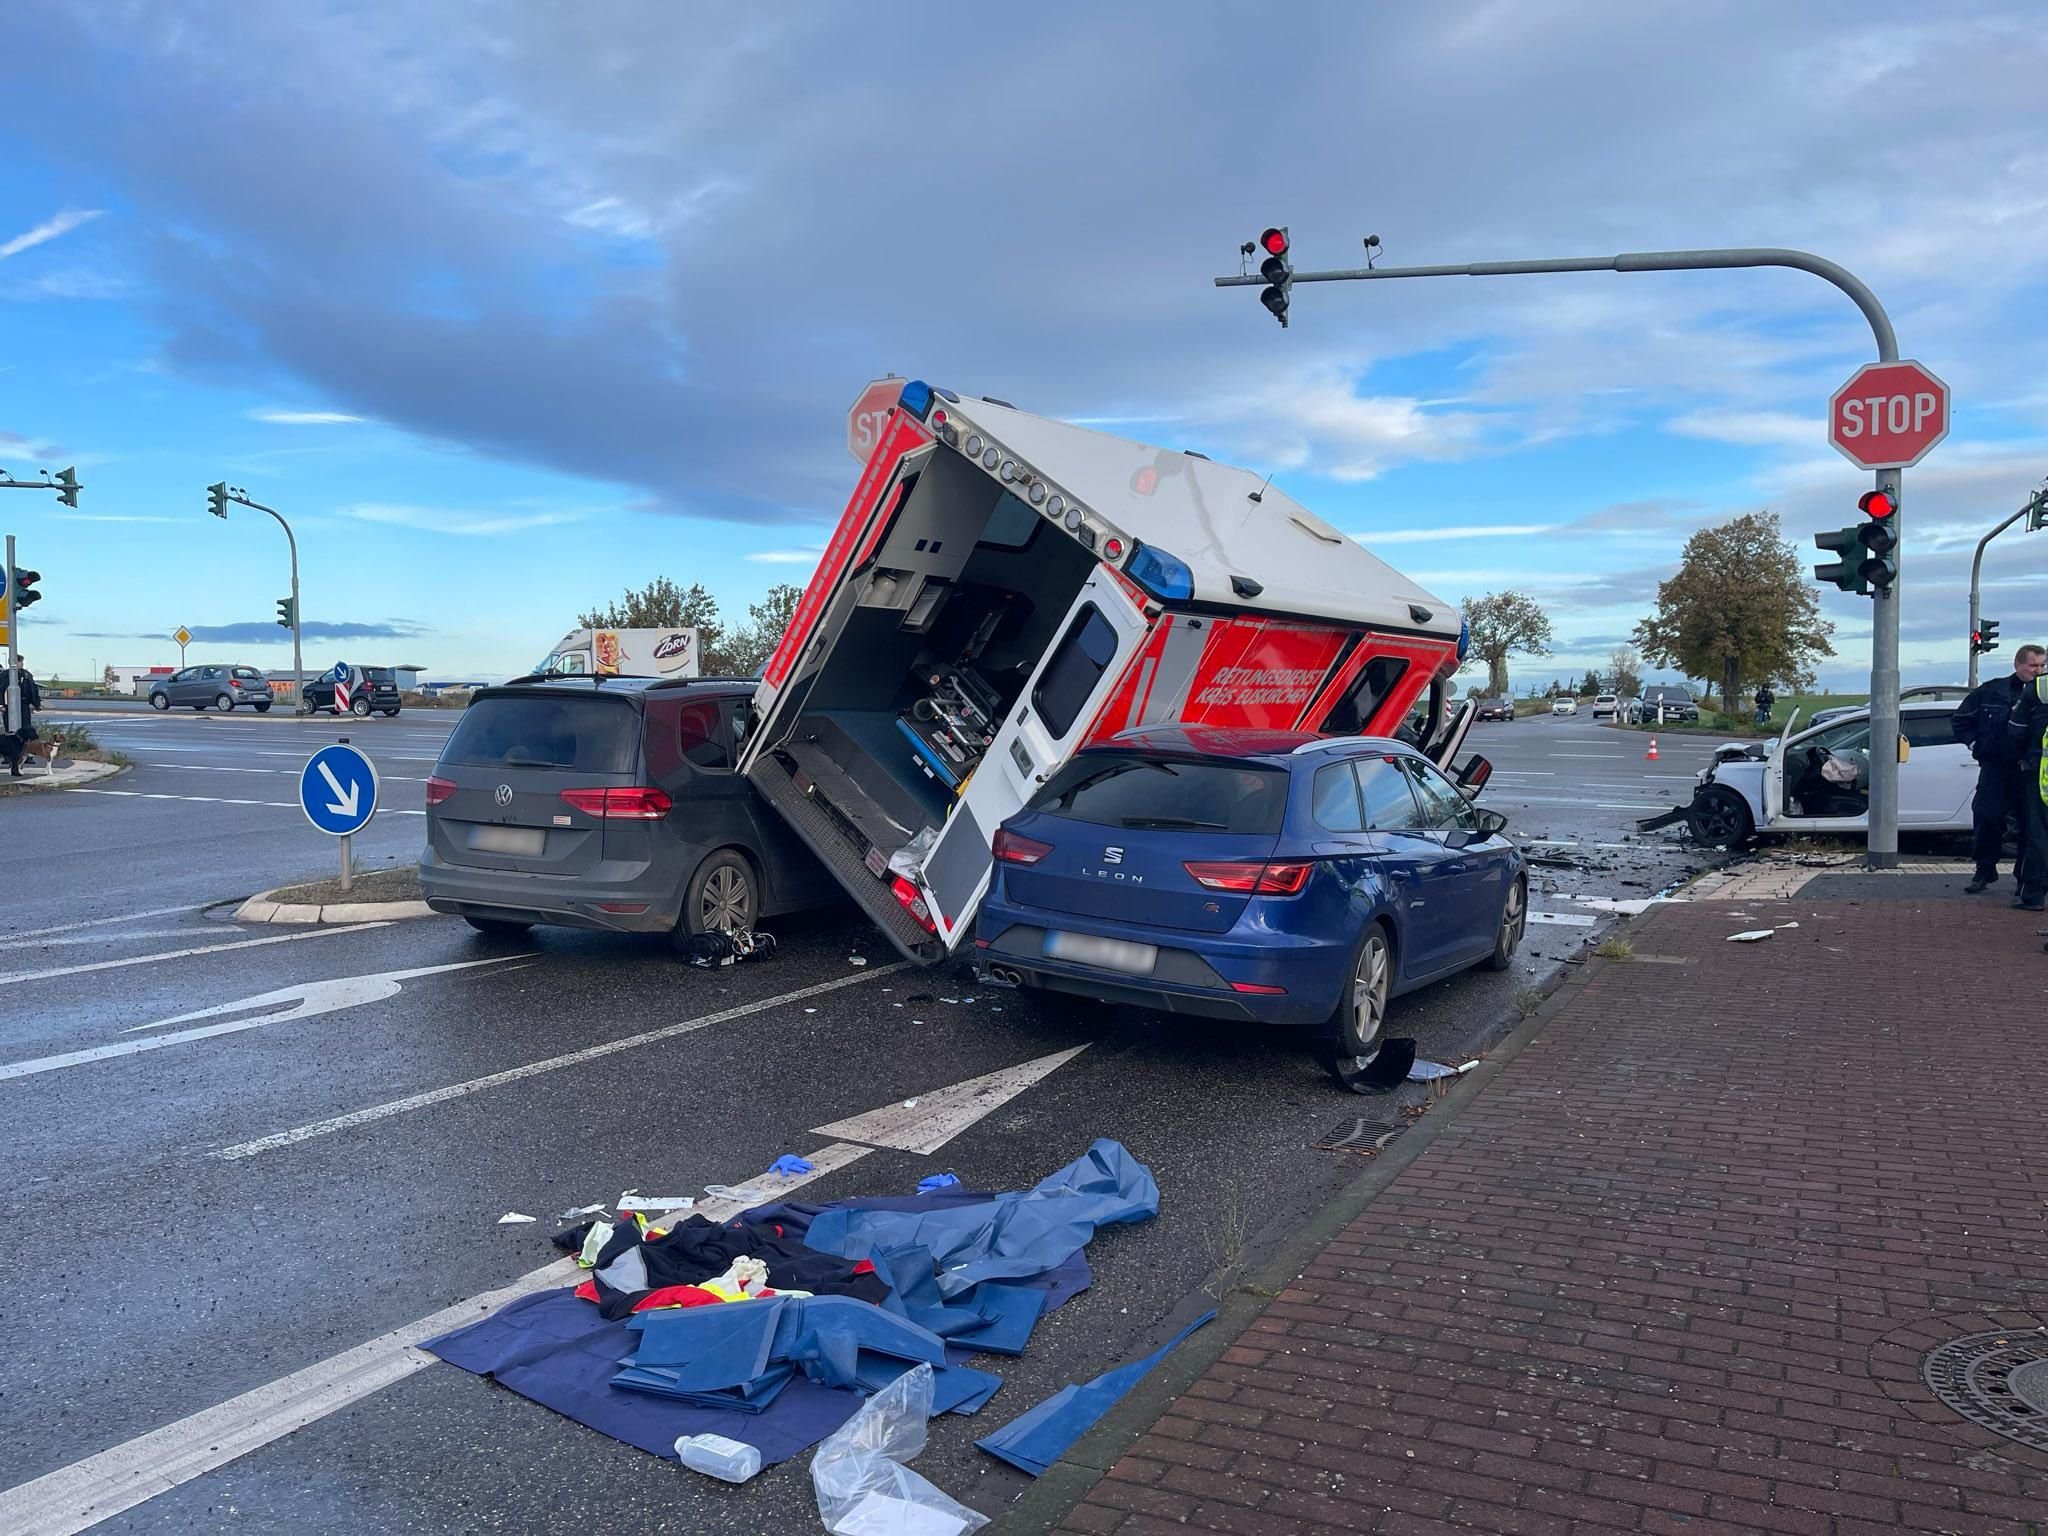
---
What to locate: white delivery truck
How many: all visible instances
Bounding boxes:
[738,381,1481,962]
[536,627,701,679]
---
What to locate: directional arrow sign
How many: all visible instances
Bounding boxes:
[299,742,379,836]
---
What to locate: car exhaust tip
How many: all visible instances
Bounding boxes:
[981,964,1023,987]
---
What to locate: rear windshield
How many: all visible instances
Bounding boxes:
[232,667,265,681]
[1030,753,1287,835]
[442,695,638,774]
[365,668,396,684]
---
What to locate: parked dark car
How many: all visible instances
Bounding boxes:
[303,666,403,717]
[420,677,836,945]
[1631,686,1699,724]
[147,664,274,712]
[1474,697,1513,722]
[974,727,1525,1092]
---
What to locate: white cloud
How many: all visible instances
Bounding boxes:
[1666,410,1822,449]
[340,502,590,536]
[249,408,368,425]
[744,548,823,564]
[1351,524,1557,544]
[0,208,105,260]
[564,196,655,239]
[54,514,180,524]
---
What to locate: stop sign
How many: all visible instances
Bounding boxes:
[847,376,904,464]
[1828,359,1950,470]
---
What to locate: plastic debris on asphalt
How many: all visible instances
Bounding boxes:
[812,1364,987,1535]
[917,1172,960,1193]
[558,1203,609,1221]
[618,1195,698,1213]
[1407,1059,1479,1082]
[1726,930,1775,942]
[498,1212,537,1224]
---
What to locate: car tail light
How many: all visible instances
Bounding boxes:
[425,775,457,807]
[992,828,1053,865]
[1229,981,1288,995]
[1182,859,1314,895]
[891,875,937,934]
[559,786,673,819]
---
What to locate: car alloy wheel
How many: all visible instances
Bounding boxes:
[1326,926,1401,1093]
[698,862,753,933]
[1688,785,1754,848]
[215,693,235,711]
[1488,878,1526,971]
[149,693,168,710]
[350,697,372,717]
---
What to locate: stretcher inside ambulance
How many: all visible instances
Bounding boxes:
[737,382,1479,962]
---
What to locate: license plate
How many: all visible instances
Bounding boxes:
[469,825,545,856]
[1044,930,1158,976]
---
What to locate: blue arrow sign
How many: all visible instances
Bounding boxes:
[300,743,379,836]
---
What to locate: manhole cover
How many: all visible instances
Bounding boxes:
[1315,1117,1407,1154]
[1922,1329,2048,1453]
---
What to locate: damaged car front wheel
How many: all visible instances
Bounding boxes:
[1687,785,1755,849]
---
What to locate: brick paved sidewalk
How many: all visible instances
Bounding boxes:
[1036,893,2048,1534]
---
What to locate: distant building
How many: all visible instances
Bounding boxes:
[106,665,176,696]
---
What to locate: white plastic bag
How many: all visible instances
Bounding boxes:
[810,1364,987,1536]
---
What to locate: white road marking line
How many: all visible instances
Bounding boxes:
[6,904,202,939]
[138,763,430,782]
[0,923,387,989]
[0,1043,1079,1534]
[0,958,529,1082]
[0,1257,580,1536]
[21,930,225,948]
[812,1044,1091,1154]
[215,962,914,1159]
[1528,911,1598,927]
[69,788,425,817]
[1485,793,1662,810]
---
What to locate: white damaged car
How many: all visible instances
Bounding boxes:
[1643,701,1975,847]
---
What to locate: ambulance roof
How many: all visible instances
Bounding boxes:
[942,394,1459,638]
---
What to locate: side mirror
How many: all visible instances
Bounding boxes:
[1476,808,1509,836]
[1454,753,1493,799]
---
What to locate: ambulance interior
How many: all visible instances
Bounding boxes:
[752,447,1100,863]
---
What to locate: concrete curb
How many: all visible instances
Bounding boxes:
[0,759,128,793]
[999,902,1667,1534]
[234,887,438,925]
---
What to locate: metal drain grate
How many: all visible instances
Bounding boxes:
[1315,1117,1408,1154]
[1922,1329,2048,1454]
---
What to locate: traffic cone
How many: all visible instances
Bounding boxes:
[1646,735,1660,761]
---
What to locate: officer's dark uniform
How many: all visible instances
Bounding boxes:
[1953,670,2030,890]
[2003,674,2048,909]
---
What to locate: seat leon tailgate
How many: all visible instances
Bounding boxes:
[430,693,642,876]
[1000,753,1288,935]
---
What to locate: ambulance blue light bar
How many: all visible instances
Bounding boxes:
[1125,542,1193,601]
[897,379,934,419]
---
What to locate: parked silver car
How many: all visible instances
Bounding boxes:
[148,664,275,712]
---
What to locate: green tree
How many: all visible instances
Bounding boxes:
[1462,590,1553,698]
[724,584,803,677]
[1579,670,1602,696]
[1632,510,1834,716]
[1607,643,1643,699]
[579,578,729,668]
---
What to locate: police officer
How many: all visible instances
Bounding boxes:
[2001,646,2048,910]
[1954,646,2044,893]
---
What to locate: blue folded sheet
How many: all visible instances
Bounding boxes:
[805,1139,1159,1297]
[977,1310,1217,1477]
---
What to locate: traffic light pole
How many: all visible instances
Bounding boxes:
[220,490,305,713]
[1966,486,2048,687]
[4,534,18,735]
[1218,244,1907,867]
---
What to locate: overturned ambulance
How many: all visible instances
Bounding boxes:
[738,383,1477,962]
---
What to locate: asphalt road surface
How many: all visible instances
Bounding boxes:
[0,706,1717,1533]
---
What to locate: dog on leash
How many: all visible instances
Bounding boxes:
[0,732,57,777]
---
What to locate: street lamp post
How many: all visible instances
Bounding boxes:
[1966,482,2048,688]
[1219,245,1907,868]
[209,485,305,713]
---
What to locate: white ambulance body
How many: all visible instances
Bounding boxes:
[738,382,1475,962]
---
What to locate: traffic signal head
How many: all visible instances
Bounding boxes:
[1857,489,1897,520]
[275,596,295,629]
[1813,526,1865,593]
[11,568,41,609]
[208,482,229,518]
[1257,226,1291,328]
[1974,619,2002,655]
[54,466,80,509]
[1855,492,1898,592]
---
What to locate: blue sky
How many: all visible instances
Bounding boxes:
[2,3,2043,690]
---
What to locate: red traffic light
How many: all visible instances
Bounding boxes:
[1259,227,1288,256]
[1857,489,1897,519]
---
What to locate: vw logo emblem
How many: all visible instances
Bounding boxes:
[494,784,513,808]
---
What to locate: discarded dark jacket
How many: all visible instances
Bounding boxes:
[585,1215,890,1320]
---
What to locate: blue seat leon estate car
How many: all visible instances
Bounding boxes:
[973,726,1527,1091]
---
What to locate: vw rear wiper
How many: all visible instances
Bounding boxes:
[1119,816,1228,830]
